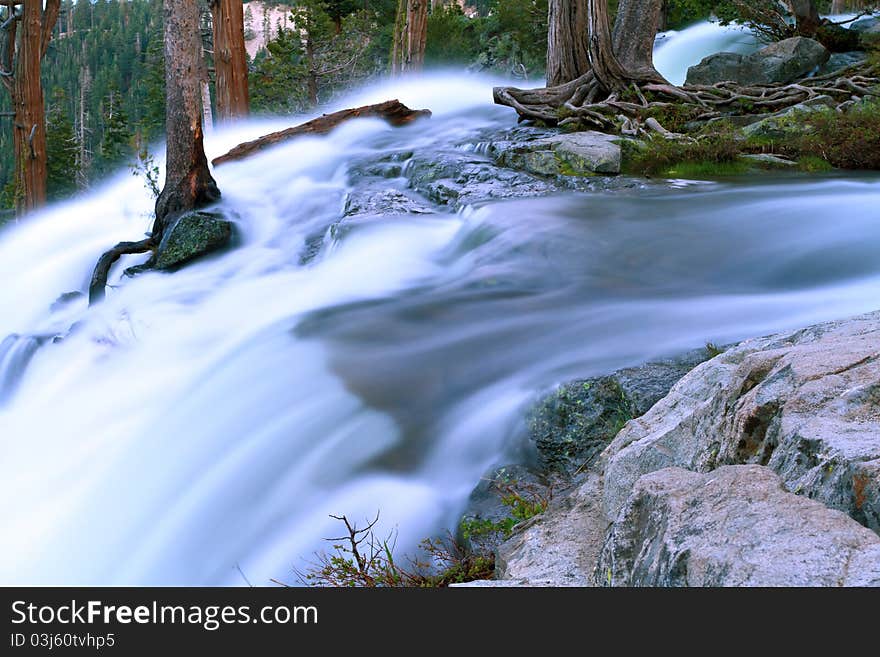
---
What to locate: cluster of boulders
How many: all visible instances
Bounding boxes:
[457,312,880,586]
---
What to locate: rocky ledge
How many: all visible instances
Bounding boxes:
[461,311,880,587]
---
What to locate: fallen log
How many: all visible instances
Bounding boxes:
[211,99,431,166]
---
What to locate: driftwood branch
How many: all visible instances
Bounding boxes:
[212,99,431,166]
[88,238,155,305]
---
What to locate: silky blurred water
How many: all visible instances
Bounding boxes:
[0,27,878,585]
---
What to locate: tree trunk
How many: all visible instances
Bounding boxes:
[391,0,428,74]
[210,0,249,120]
[546,0,591,86]
[154,0,220,235]
[612,0,667,83]
[306,32,318,105]
[4,1,60,215]
[585,0,630,92]
[790,0,822,36]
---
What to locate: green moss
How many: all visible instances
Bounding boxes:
[622,126,744,178]
[667,160,751,178]
[797,156,834,172]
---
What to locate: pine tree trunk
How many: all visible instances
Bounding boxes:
[391,0,428,74]
[546,0,590,86]
[406,0,428,72]
[210,0,249,120]
[8,1,60,215]
[154,0,220,234]
[306,33,318,105]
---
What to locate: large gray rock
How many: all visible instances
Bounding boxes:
[528,348,711,475]
[603,311,880,533]
[596,465,880,587]
[495,472,606,586]
[496,131,622,176]
[686,37,829,86]
[153,211,234,271]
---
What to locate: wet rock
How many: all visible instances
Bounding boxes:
[528,348,711,475]
[603,311,880,533]
[596,465,880,587]
[495,471,605,586]
[153,211,235,271]
[342,187,435,220]
[850,16,880,34]
[405,150,561,208]
[686,37,829,86]
[495,131,623,176]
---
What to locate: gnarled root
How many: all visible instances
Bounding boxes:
[494,61,880,134]
[88,237,155,305]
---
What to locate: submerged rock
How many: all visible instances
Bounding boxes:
[603,311,880,533]
[153,211,235,271]
[686,37,829,86]
[596,465,880,587]
[528,348,712,475]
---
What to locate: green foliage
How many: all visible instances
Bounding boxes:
[130,147,162,199]
[250,27,309,113]
[98,87,133,175]
[425,5,483,65]
[705,342,725,358]
[0,0,163,200]
[45,89,81,201]
[459,481,550,544]
[784,100,880,170]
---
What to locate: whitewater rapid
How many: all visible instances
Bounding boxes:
[0,26,878,585]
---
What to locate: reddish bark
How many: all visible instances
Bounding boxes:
[212,99,431,166]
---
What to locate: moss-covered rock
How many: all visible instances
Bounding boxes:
[528,349,713,475]
[153,211,235,271]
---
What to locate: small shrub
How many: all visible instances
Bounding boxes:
[783,100,880,170]
[459,481,551,544]
[294,513,495,588]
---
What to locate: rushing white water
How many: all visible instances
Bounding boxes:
[1,32,879,585]
[655,22,759,85]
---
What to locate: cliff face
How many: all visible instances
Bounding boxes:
[469,311,880,586]
[244,2,293,60]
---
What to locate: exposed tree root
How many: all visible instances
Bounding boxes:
[494,61,880,137]
[88,237,155,305]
